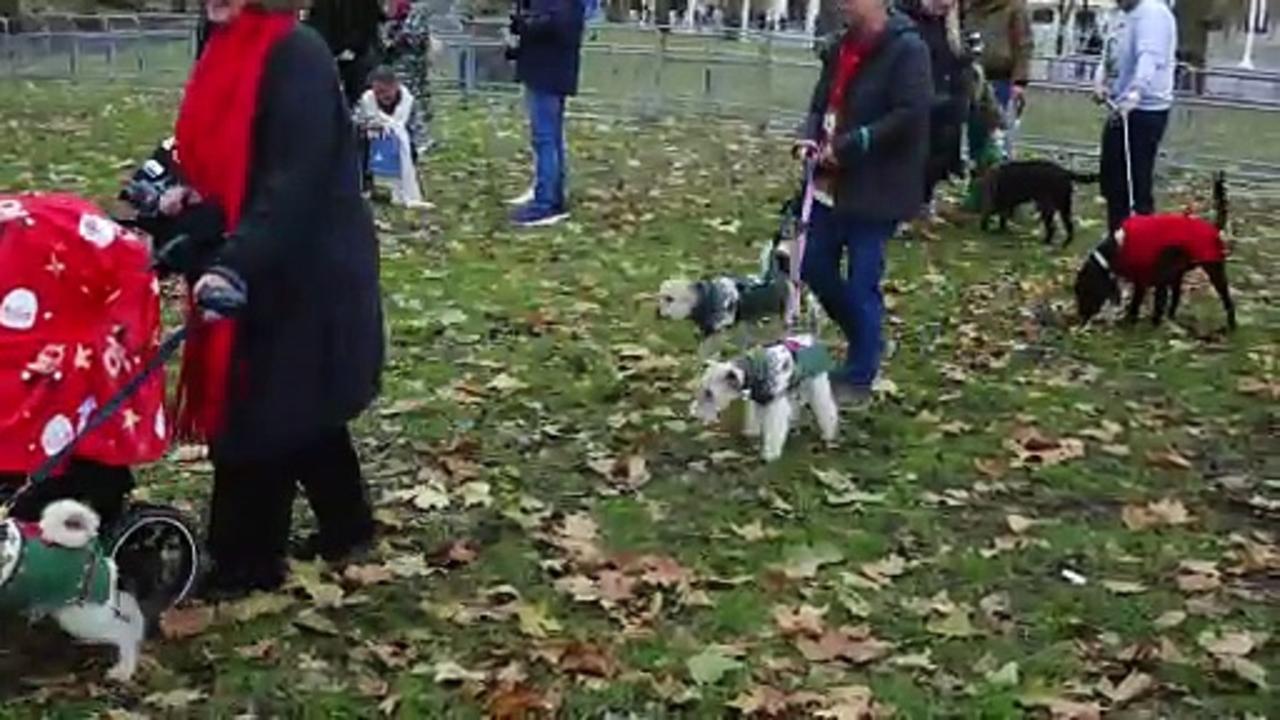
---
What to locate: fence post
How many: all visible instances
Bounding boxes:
[69,35,79,78]
[654,27,667,116]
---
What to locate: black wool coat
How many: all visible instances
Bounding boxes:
[209,25,384,463]
[802,14,933,222]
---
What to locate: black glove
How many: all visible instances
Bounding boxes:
[152,202,227,280]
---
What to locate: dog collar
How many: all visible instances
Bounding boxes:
[1091,250,1111,272]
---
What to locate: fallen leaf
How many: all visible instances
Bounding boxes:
[731,520,777,542]
[516,602,562,639]
[1154,610,1186,629]
[1006,427,1085,467]
[343,563,395,587]
[773,604,828,637]
[1100,670,1154,705]
[144,689,208,709]
[1101,579,1148,595]
[236,638,276,660]
[1197,629,1258,657]
[687,646,744,685]
[890,650,937,671]
[558,642,618,678]
[1176,560,1222,593]
[795,626,893,665]
[488,372,529,394]
[728,685,793,716]
[433,660,487,685]
[294,609,340,636]
[1220,656,1269,689]
[222,592,294,623]
[411,484,451,511]
[159,605,213,640]
[859,554,907,585]
[428,539,478,568]
[985,660,1020,687]
[815,685,881,719]
[779,542,844,580]
[1121,498,1194,530]
[588,454,651,491]
[1020,695,1102,720]
[487,685,552,720]
[1006,514,1036,534]
[1146,448,1193,470]
[926,610,979,638]
[459,481,493,508]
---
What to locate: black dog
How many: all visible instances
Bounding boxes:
[979,160,1099,245]
[1075,172,1235,330]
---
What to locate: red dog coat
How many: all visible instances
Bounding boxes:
[1115,214,1226,287]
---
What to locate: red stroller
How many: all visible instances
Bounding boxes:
[0,192,220,614]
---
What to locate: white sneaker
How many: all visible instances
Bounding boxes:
[506,186,535,207]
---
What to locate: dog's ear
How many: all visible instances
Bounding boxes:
[725,366,746,391]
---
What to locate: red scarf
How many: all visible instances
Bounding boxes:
[825,31,874,135]
[173,8,295,442]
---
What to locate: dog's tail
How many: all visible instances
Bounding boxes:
[1213,170,1229,232]
[38,499,101,548]
[1069,172,1101,184]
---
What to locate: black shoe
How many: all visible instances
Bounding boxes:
[291,531,375,566]
[198,559,286,602]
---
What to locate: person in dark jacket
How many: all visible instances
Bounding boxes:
[163,0,384,597]
[306,0,385,107]
[797,0,932,404]
[899,0,964,216]
[507,0,586,227]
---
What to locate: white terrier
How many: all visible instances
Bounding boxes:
[1,499,145,682]
[690,335,839,462]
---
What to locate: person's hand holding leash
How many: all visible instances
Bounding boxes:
[192,271,246,322]
[792,139,819,161]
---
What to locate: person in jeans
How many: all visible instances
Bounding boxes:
[797,0,932,404]
[962,0,1032,158]
[507,0,585,227]
[1095,0,1176,232]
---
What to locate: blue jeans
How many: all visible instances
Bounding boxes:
[801,204,895,389]
[524,87,567,210]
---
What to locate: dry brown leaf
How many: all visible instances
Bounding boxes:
[974,457,1007,480]
[159,605,213,640]
[428,539,478,568]
[1146,448,1194,470]
[1220,656,1269,689]
[772,603,828,637]
[814,685,885,720]
[557,642,618,678]
[1101,579,1148,595]
[727,685,793,716]
[343,563,395,587]
[1100,670,1155,705]
[595,569,638,604]
[235,638,277,660]
[795,626,893,665]
[859,554,908,585]
[1021,695,1102,720]
[1121,498,1194,530]
[487,684,552,720]
[1176,560,1222,593]
[1006,514,1036,535]
[1153,610,1186,629]
[1005,427,1085,467]
[1197,629,1258,658]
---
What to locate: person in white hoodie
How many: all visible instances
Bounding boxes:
[355,65,427,208]
[1093,0,1176,232]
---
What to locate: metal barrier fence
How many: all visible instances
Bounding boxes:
[4,14,1280,190]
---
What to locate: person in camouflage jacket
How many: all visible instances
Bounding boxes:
[384,1,434,150]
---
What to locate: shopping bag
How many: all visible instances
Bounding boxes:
[368,132,402,179]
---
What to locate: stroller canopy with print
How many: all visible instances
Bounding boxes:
[0,193,167,474]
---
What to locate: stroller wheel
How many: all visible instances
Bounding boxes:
[107,503,201,618]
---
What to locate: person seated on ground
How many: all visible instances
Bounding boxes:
[355,65,428,208]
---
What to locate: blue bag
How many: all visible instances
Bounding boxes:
[368,133,402,179]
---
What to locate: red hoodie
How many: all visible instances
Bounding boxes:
[1115,213,1226,286]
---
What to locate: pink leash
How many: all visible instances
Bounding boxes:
[786,158,817,328]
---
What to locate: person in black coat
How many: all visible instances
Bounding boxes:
[898,0,965,214]
[306,0,386,107]
[506,0,585,226]
[165,0,384,597]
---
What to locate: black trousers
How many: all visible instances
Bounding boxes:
[1,460,135,529]
[1100,109,1169,232]
[206,426,374,570]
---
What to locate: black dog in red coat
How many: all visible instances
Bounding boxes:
[1075,172,1236,330]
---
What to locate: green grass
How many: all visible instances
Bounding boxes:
[0,80,1278,718]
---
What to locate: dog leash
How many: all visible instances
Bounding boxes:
[2,284,246,513]
[785,158,817,329]
[1107,99,1136,219]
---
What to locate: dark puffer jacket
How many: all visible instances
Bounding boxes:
[802,13,934,222]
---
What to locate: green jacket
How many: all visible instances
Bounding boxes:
[963,0,1033,83]
[0,520,113,612]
